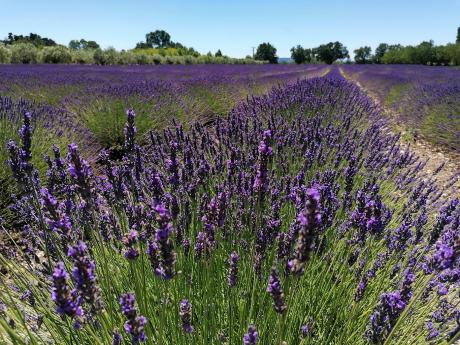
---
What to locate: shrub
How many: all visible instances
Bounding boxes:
[152,54,164,64]
[0,44,11,63]
[10,43,38,64]
[93,48,107,65]
[38,46,72,64]
[135,53,150,65]
[165,55,175,64]
[117,51,137,65]
[71,49,95,64]
[103,47,118,65]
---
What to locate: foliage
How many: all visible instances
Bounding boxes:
[255,42,278,64]
[290,45,313,64]
[314,41,349,64]
[1,32,56,47]
[10,43,38,64]
[215,49,223,57]
[68,39,100,50]
[71,49,95,64]
[38,46,73,64]
[382,41,460,65]
[354,46,372,64]
[373,43,388,64]
[0,43,11,63]
[145,30,172,48]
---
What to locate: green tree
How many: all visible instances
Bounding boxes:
[69,39,100,50]
[3,33,55,47]
[215,49,223,57]
[290,45,307,64]
[68,39,81,50]
[373,43,388,63]
[85,40,100,49]
[255,42,278,64]
[135,41,150,49]
[457,27,460,44]
[146,30,171,48]
[414,40,435,65]
[315,42,349,64]
[354,46,372,64]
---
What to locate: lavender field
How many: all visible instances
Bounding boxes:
[341,64,460,153]
[1,64,460,345]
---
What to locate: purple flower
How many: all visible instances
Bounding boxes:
[289,187,321,276]
[243,325,258,345]
[267,267,287,314]
[51,262,83,319]
[154,204,176,280]
[124,108,137,154]
[365,291,407,343]
[122,230,140,260]
[179,299,194,334]
[301,318,313,337]
[112,328,123,345]
[119,293,147,344]
[228,251,240,287]
[67,143,94,203]
[67,241,103,313]
[253,130,273,196]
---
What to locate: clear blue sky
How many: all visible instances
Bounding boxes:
[1,0,459,58]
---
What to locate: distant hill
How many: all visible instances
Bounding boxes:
[278,57,294,63]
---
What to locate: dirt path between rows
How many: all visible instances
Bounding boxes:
[338,67,460,200]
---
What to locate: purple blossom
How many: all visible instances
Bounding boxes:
[228,251,240,287]
[51,262,83,319]
[179,299,194,334]
[289,187,321,276]
[243,325,258,345]
[119,293,147,344]
[267,267,287,314]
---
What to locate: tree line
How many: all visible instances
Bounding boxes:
[2,28,460,65]
[290,27,460,65]
[0,30,260,65]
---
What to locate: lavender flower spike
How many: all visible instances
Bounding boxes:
[51,262,83,319]
[120,293,147,344]
[267,267,287,314]
[179,299,194,334]
[243,325,258,345]
[228,251,240,287]
[289,187,322,276]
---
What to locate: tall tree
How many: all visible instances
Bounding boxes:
[354,46,372,64]
[315,42,349,64]
[255,42,278,64]
[290,45,307,64]
[68,39,100,50]
[146,30,171,48]
[457,27,460,44]
[215,49,223,57]
[373,43,388,63]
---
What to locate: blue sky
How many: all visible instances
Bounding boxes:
[1,0,459,58]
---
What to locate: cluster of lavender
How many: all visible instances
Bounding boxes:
[2,68,460,344]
